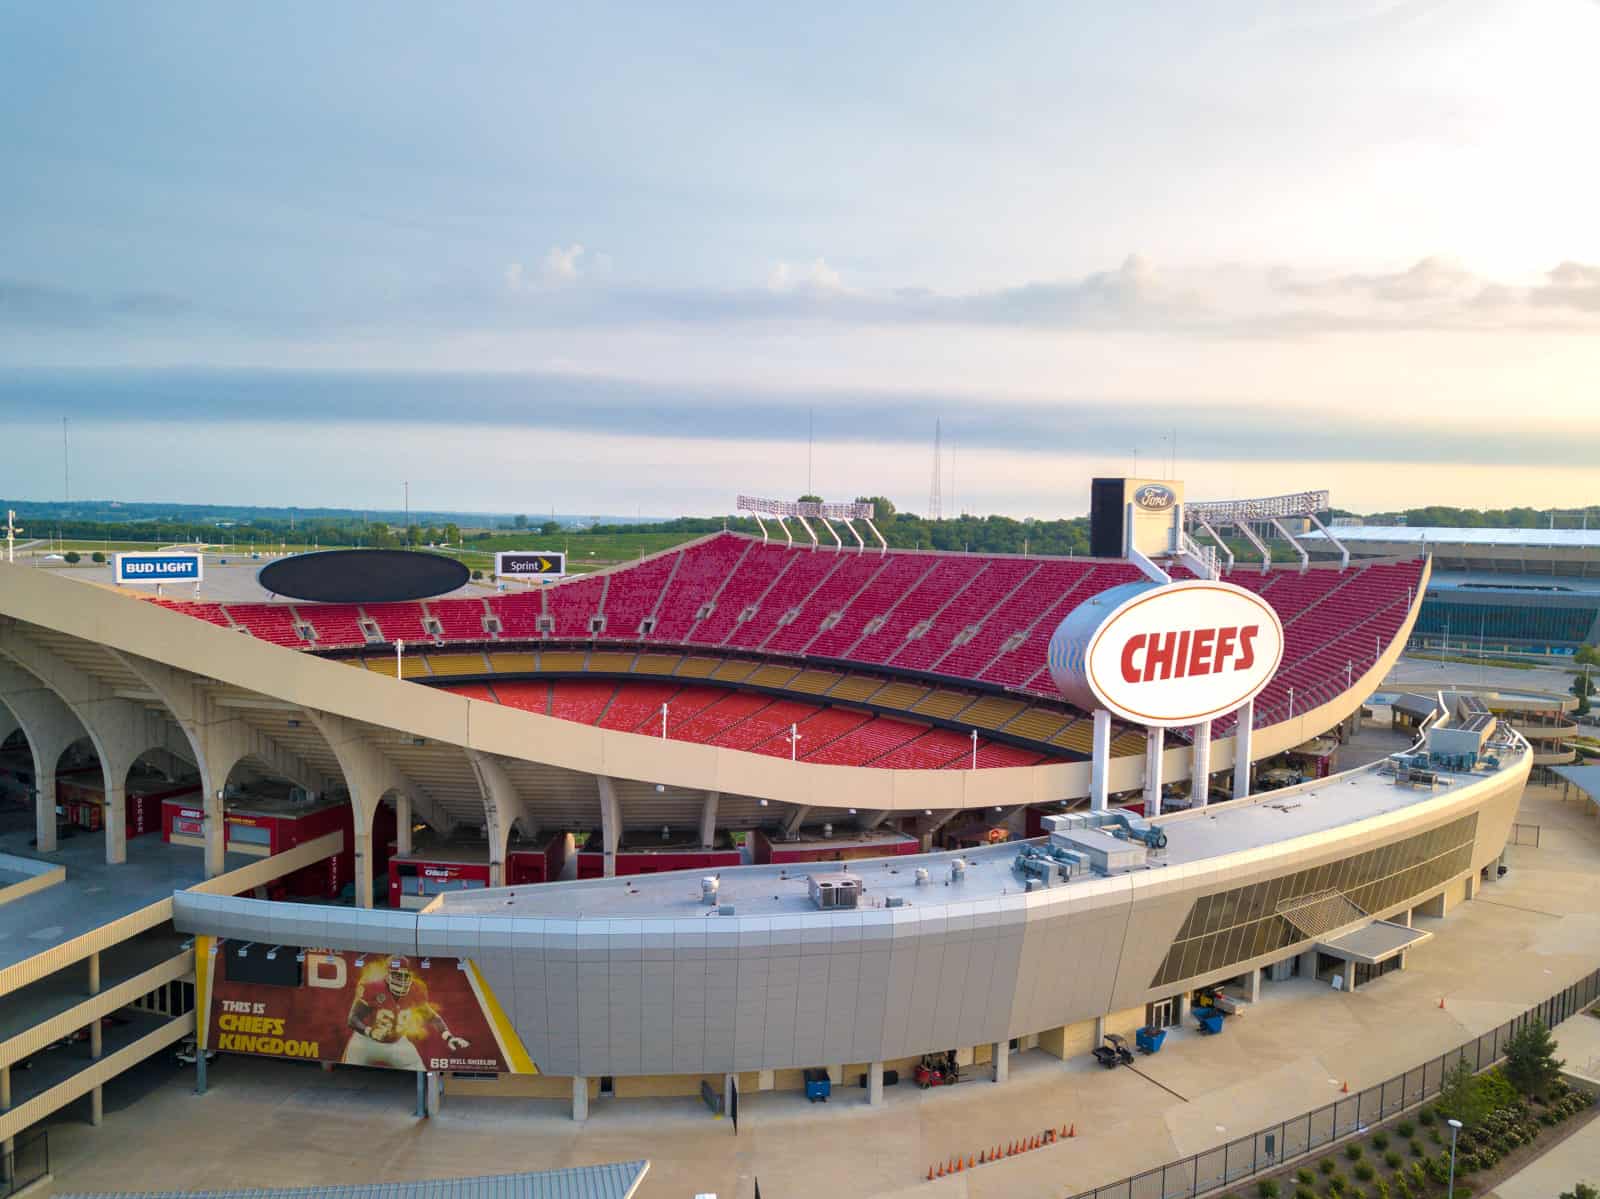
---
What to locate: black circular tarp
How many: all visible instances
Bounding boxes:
[256,549,470,604]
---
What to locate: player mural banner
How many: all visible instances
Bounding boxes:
[194,937,536,1074]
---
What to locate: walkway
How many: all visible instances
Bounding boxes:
[38,782,1600,1199]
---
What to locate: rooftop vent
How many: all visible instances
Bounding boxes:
[808,872,863,910]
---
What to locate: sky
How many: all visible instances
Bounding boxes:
[2,0,1598,519]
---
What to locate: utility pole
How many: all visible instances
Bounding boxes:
[928,419,942,521]
[5,510,21,563]
[62,417,70,503]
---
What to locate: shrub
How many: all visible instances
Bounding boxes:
[1559,1185,1599,1199]
[1295,1188,1316,1199]
[64,550,80,563]
[1425,1156,1450,1185]
[1505,1019,1565,1098]
[1393,1177,1412,1199]
[1418,1108,1436,1127]
[1355,1164,1376,1183]
[1409,1139,1425,1158]
[1384,1152,1403,1170]
[1298,1170,1316,1187]
[1321,1160,1337,1176]
[1259,1183,1280,1199]
[1429,1128,1443,1145]
[1346,1144,1365,1162]
[1327,1178,1346,1197]
[1374,1181,1390,1199]
[91,550,105,563]
[1372,1133,1390,1151]
[1396,1121,1415,1138]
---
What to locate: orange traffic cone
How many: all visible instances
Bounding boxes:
[1069,1123,1076,1138]
[936,1162,944,1178]
[1340,1080,1349,1093]
[978,1150,986,1165]
[955,1158,963,1174]
[968,1156,975,1169]
[928,1166,935,1181]
[1439,996,1446,1009]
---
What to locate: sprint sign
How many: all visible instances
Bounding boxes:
[1048,580,1284,727]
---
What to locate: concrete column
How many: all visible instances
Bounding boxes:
[104,776,127,865]
[1143,727,1164,817]
[700,791,719,849]
[1232,699,1254,799]
[1092,1015,1106,1045]
[90,1084,103,1126]
[1463,873,1476,901]
[353,821,374,909]
[1191,720,1213,807]
[35,767,57,854]
[90,1017,102,1059]
[1247,966,1262,1004]
[195,1052,206,1094]
[415,1070,427,1117]
[2,1062,10,1109]
[1401,907,1413,928]
[1297,948,1319,980]
[597,777,621,878]
[723,1072,736,1116]
[88,950,100,995]
[1176,991,1190,1025]
[571,1076,588,1121]
[1090,710,1112,811]
[991,1041,1009,1084]
[425,1070,442,1113]
[867,1060,884,1105]
[396,794,413,856]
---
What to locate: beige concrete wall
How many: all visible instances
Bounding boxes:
[1037,1018,1098,1060]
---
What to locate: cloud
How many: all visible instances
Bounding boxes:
[503,244,588,294]
[768,258,845,294]
[0,279,189,329]
[4,365,1592,472]
[1531,260,1600,311]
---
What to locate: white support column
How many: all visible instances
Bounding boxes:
[1232,699,1254,800]
[699,791,719,849]
[1090,709,1112,811]
[992,1040,1009,1084]
[867,1060,884,1105]
[0,661,93,856]
[1247,966,1262,1004]
[1143,727,1165,817]
[781,805,810,839]
[1191,719,1213,807]
[396,794,413,856]
[597,777,621,877]
[88,950,100,995]
[571,1076,589,1121]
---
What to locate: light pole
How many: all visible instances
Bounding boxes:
[970,729,978,770]
[395,639,404,676]
[787,723,802,762]
[660,702,669,740]
[1288,687,1295,718]
[1446,1118,1463,1198]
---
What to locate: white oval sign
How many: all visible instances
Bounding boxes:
[1050,579,1285,727]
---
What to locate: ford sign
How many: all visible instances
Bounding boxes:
[1133,483,1177,512]
[115,552,204,586]
[1047,579,1285,727]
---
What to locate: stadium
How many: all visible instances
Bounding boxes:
[0,470,1544,1195]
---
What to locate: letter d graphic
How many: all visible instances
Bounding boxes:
[307,953,348,989]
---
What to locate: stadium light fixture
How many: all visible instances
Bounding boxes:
[354,956,366,968]
[971,729,978,770]
[660,702,669,739]
[787,723,803,761]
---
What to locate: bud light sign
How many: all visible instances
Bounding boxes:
[115,552,204,585]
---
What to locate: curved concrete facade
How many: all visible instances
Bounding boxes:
[173,737,1527,1080]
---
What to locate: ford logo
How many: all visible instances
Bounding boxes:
[1134,484,1176,511]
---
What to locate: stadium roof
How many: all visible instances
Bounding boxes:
[1306,526,1600,550]
[56,1162,650,1199]
[1552,765,1600,809]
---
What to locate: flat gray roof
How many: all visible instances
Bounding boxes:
[437,739,1526,921]
[56,1160,650,1199]
[1308,526,1600,550]
[1320,919,1432,964]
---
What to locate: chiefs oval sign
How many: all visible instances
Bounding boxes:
[1047,579,1285,728]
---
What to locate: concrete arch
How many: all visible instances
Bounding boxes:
[108,650,335,877]
[0,658,92,853]
[303,709,450,908]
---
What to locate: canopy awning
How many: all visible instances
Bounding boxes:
[1318,920,1433,966]
[1552,764,1600,810]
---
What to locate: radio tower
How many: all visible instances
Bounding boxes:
[928,418,943,521]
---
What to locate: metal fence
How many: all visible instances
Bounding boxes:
[0,1127,48,1198]
[1068,968,1600,1199]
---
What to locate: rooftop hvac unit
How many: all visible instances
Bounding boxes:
[808,872,863,910]
[701,876,720,906]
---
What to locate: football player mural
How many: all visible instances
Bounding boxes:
[195,938,536,1075]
